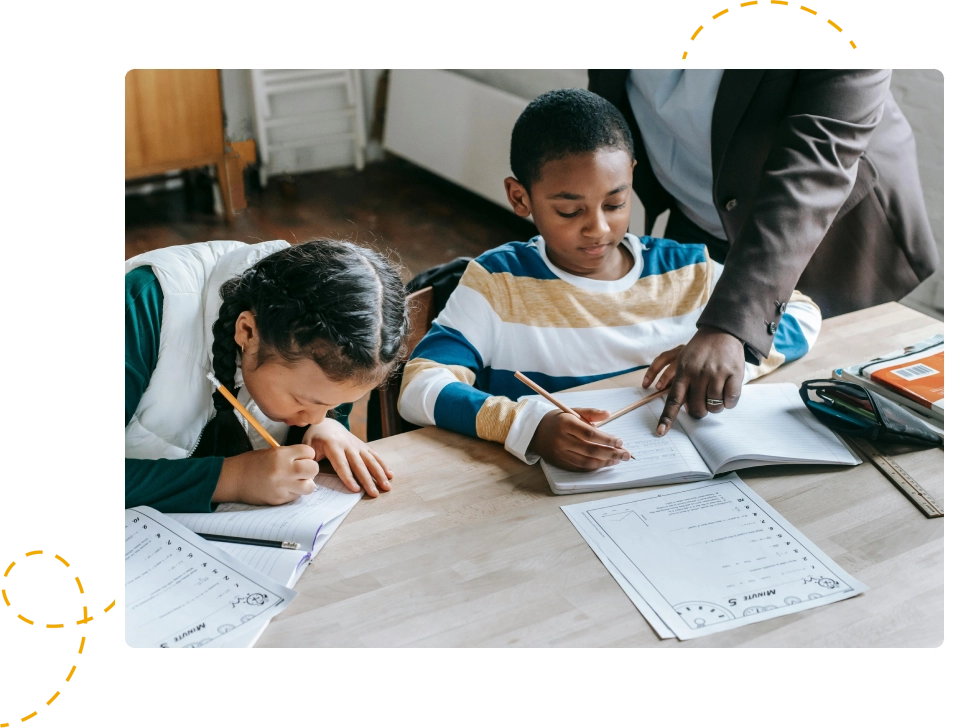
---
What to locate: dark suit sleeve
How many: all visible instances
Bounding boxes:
[699,70,892,359]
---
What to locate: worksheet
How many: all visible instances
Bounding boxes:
[563,507,675,639]
[125,506,295,648]
[562,473,867,640]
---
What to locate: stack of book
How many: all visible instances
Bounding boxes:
[834,334,943,427]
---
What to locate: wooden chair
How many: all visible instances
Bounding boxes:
[368,286,437,440]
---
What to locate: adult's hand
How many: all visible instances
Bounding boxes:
[652,326,745,436]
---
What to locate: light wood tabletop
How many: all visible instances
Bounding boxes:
[258,302,944,647]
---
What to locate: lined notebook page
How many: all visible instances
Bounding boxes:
[215,543,311,588]
[170,474,361,550]
[534,388,710,492]
[656,383,861,473]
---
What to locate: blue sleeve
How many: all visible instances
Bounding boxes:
[773,312,810,361]
[401,322,492,437]
[410,322,484,372]
[433,383,491,439]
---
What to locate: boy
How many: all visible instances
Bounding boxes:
[398,89,821,472]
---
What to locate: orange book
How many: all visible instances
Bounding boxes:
[866,345,944,415]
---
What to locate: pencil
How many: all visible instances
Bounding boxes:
[197,533,302,550]
[596,387,671,428]
[513,371,584,421]
[206,372,281,448]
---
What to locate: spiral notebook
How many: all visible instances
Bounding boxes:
[534,383,861,495]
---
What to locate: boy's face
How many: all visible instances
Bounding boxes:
[505,148,636,278]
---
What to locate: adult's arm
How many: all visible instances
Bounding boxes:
[701,69,892,358]
[655,71,893,434]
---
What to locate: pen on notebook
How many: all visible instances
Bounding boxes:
[197,533,302,550]
[596,387,671,428]
[206,372,281,448]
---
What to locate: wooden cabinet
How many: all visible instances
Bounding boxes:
[125,69,235,220]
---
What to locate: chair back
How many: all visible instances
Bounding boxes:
[371,286,436,440]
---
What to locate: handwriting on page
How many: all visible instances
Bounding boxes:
[621,430,681,465]
[215,543,309,587]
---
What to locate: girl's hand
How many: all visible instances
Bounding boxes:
[641,345,685,391]
[303,419,393,497]
[529,408,631,472]
[214,445,319,506]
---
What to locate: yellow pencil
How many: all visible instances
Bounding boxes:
[206,372,281,448]
[513,371,631,458]
[596,387,671,428]
[514,371,584,420]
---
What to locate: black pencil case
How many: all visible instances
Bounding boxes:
[799,378,942,447]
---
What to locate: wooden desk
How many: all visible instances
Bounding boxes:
[259,303,943,647]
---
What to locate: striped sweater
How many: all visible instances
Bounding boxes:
[398,234,821,464]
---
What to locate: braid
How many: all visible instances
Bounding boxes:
[210,287,244,413]
[190,280,254,459]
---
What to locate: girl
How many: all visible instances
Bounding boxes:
[125,238,408,513]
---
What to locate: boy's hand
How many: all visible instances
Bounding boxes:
[530,408,631,472]
[303,419,393,497]
[214,445,320,506]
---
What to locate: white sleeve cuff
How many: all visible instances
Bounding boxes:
[742,363,757,385]
[504,398,558,465]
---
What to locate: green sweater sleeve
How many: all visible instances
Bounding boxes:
[125,266,223,513]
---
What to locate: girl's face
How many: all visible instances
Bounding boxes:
[234,312,375,427]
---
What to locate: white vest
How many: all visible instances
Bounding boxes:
[125,240,292,460]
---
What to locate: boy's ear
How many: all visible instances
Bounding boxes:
[504,176,532,218]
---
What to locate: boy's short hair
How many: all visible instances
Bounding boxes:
[510,88,635,192]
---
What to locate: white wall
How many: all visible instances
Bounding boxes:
[891,70,943,318]
[219,70,385,174]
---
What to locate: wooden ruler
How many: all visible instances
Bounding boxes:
[848,437,944,518]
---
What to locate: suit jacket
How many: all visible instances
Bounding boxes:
[589,70,938,360]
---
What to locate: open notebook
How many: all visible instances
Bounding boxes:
[214,511,349,589]
[169,474,361,554]
[535,383,861,495]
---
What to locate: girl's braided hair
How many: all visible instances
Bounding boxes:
[191,239,409,459]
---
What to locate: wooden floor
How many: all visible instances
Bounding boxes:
[126,158,537,440]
